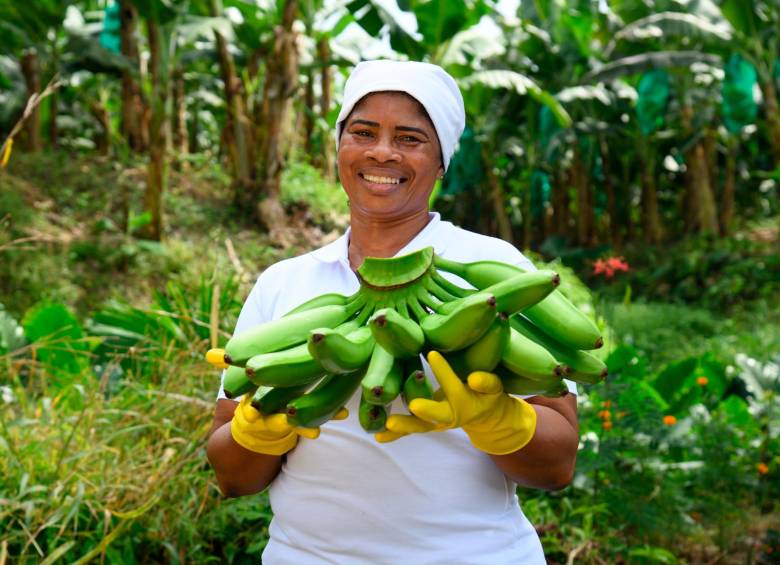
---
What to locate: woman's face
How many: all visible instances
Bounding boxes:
[337,92,443,220]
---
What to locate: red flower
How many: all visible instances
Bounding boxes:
[593,256,630,279]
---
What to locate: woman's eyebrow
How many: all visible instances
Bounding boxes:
[349,119,379,127]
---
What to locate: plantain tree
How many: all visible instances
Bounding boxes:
[590,2,734,238]
[716,0,780,167]
[507,0,606,247]
[129,0,231,240]
[0,0,73,151]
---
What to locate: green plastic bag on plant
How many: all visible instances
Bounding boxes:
[636,69,670,136]
[722,53,758,133]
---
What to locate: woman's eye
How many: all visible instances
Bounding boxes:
[400,136,421,143]
[353,130,372,137]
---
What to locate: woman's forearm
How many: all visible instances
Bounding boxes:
[207,422,283,497]
[489,402,579,491]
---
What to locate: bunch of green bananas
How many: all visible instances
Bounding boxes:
[206,247,606,432]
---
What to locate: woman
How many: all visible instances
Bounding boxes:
[207,60,579,564]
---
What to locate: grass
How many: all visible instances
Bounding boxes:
[599,297,780,371]
[1,351,275,563]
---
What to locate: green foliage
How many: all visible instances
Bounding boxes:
[592,231,780,311]
[0,366,274,563]
[280,160,348,227]
[22,301,91,379]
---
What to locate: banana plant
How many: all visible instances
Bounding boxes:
[127,0,233,240]
[0,0,73,150]
[716,0,780,167]
[587,0,731,239]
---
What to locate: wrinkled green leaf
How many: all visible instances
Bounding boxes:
[22,302,89,377]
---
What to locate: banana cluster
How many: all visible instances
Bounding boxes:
[206,247,607,432]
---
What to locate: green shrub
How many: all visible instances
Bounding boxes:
[280,161,348,229]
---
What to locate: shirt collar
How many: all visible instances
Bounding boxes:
[310,212,449,267]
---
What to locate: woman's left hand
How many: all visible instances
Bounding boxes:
[375,351,537,455]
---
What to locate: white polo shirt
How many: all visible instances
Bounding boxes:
[219,213,577,564]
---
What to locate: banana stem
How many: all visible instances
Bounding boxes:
[407,297,428,321]
[346,294,368,318]
[432,255,466,276]
[425,278,458,303]
[415,286,441,312]
[432,271,471,298]
[354,302,373,326]
[395,298,410,318]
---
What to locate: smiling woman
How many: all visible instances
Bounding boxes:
[206,60,579,565]
[337,92,443,230]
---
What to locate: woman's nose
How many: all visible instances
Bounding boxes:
[365,137,401,162]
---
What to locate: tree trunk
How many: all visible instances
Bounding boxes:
[572,142,594,246]
[551,170,570,240]
[317,37,335,180]
[599,135,620,247]
[523,178,533,251]
[172,67,188,166]
[640,143,662,244]
[719,137,737,236]
[89,99,111,155]
[481,145,513,243]
[681,106,719,235]
[256,0,299,241]
[20,49,41,152]
[189,100,200,154]
[759,77,780,167]
[119,0,147,152]
[211,0,254,204]
[140,20,170,242]
[49,89,59,148]
[303,67,315,155]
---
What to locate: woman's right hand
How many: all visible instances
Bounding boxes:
[231,396,346,455]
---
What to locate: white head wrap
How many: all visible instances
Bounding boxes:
[336,60,465,172]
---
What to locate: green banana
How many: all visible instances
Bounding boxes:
[285,371,363,428]
[478,271,560,315]
[251,382,312,414]
[501,327,564,381]
[435,271,558,317]
[510,315,607,384]
[308,325,375,374]
[224,302,361,367]
[461,314,510,373]
[283,292,352,317]
[223,365,257,399]
[402,368,434,403]
[497,366,570,397]
[359,395,388,432]
[245,343,325,387]
[369,308,424,358]
[433,256,603,350]
[361,343,404,405]
[420,292,497,352]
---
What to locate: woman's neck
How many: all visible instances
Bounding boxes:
[347,208,431,270]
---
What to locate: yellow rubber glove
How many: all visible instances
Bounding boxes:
[231,396,348,455]
[379,351,537,455]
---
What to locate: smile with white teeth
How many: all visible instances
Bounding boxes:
[361,173,404,185]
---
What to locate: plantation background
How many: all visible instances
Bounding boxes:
[1,0,779,563]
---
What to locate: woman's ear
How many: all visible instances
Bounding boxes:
[438,165,445,180]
